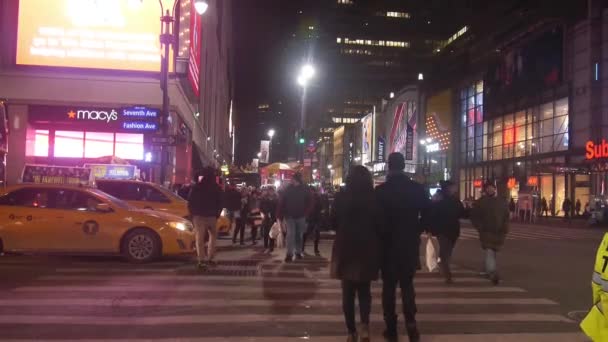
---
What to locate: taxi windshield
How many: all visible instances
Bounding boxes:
[88,188,133,210]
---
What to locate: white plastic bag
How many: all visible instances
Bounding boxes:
[425,234,440,272]
[276,230,286,248]
[269,221,281,239]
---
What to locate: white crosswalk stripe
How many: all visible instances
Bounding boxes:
[0,252,584,340]
[458,224,604,241]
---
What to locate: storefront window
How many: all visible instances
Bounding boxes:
[55,131,84,158]
[115,133,144,161]
[84,132,114,158]
[26,129,49,157]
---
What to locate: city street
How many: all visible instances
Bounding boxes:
[0,221,600,341]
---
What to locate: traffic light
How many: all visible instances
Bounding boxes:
[299,137,305,144]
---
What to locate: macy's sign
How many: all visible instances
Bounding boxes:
[67,109,118,123]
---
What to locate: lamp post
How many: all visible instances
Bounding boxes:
[267,129,275,163]
[158,0,208,187]
[296,64,314,169]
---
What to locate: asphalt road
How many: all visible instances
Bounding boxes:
[0,222,602,341]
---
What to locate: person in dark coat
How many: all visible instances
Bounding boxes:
[471,181,509,285]
[188,167,223,270]
[303,186,323,256]
[575,198,582,217]
[260,188,278,253]
[431,180,465,283]
[562,198,572,219]
[277,173,313,262]
[375,152,429,342]
[330,165,382,342]
[224,184,242,232]
[541,197,549,217]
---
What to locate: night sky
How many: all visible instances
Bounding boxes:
[233,0,324,165]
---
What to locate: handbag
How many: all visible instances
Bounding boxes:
[425,234,440,272]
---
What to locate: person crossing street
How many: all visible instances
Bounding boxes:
[188,167,223,270]
[375,152,429,342]
[471,181,509,285]
[277,173,312,263]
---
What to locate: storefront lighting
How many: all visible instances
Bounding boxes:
[431,159,438,164]
[144,152,152,162]
[516,162,521,166]
[420,140,426,145]
[426,138,432,143]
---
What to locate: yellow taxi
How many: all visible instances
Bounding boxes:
[95,179,231,234]
[95,179,189,217]
[0,183,195,262]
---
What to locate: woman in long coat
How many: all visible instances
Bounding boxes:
[330,166,383,342]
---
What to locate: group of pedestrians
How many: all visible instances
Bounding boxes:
[330,152,510,342]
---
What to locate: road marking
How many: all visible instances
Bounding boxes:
[0,297,558,307]
[0,334,587,342]
[0,313,574,325]
[35,275,488,284]
[11,285,527,293]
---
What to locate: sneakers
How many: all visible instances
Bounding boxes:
[295,253,303,260]
[314,250,321,257]
[360,324,370,342]
[284,255,293,263]
[196,261,208,271]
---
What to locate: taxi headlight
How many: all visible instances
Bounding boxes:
[169,222,188,231]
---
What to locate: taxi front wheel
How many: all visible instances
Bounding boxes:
[121,229,161,263]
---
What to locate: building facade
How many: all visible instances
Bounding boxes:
[0,0,233,186]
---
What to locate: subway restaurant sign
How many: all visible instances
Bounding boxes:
[586,140,608,159]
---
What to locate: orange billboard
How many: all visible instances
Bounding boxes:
[17,0,173,72]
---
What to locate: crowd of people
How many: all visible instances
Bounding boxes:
[186,152,510,342]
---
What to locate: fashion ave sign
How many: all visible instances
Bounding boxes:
[29,105,160,133]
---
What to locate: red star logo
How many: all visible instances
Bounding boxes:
[67,110,76,119]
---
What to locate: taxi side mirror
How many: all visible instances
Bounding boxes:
[96,203,113,213]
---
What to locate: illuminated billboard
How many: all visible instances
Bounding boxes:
[17,0,173,72]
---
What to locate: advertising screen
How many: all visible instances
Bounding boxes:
[17,0,173,72]
[361,114,372,165]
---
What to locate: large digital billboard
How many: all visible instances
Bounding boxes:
[17,0,173,72]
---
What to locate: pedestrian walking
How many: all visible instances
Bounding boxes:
[303,186,323,256]
[232,188,248,245]
[188,167,223,270]
[261,188,278,253]
[224,184,242,232]
[541,197,549,217]
[330,166,383,342]
[248,190,263,245]
[277,173,312,263]
[375,152,429,342]
[575,198,582,217]
[563,197,573,220]
[509,198,516,220]
[471,181,509,285]
[431,180,465,284]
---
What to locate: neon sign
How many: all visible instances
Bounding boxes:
[586,140,608,159]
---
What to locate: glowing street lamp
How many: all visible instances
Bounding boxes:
[267,129,276,139]
[194,0,209,14]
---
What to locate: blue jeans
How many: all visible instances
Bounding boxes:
[285,217,307,256]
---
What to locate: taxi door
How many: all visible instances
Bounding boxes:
[0,187,62,251]
[53,189,119,252]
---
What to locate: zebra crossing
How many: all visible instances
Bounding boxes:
[458,223,605,242]
[0,248,586,341]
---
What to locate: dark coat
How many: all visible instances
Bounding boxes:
[375,172,430,277]
[277,184,312,219]
[187,179,223,218]
[224,188,242,211]
[330,190,383,282]
[430,194,465,242]
[471,195,509,251]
